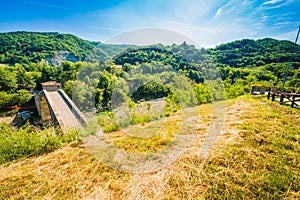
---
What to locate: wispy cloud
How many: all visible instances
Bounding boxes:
[15,0,71,10]
[2,0,298,47]
[263,0,284,5]
[214,7,223,19]
[213,0,239,20]
[260,0,291,9]
[274,21,300,26]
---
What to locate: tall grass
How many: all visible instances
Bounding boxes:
[96,100,166,133]
[201,96,300,199]
[0,122,79,165]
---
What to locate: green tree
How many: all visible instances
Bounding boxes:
[193,83,211,104]
[0,65,18,92]
[15,89,32,105]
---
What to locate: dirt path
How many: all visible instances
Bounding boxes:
[118,98,251,200]
[0,116,14,123]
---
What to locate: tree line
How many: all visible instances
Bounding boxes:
[0,32,300,110]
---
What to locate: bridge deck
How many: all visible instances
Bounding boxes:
[44,90,83,132]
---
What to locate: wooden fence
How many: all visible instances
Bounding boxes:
[267,91,300,108]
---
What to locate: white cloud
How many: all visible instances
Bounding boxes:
[38,0,297,47]
[15,0,71,10]
[213,0,235,20]
[260,0,292,9]
[274,29,300,42]
[274,21,300,26]
[263,0,284,5]
[214,7,223,19]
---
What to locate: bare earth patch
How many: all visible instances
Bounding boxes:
[0,116,13,124]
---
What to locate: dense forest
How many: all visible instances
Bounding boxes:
[0,31,300,110]
[0,31,108,65]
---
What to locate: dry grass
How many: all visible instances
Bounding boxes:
[0,143,129,199]
[199,96,300,199]
[1,95,299,199]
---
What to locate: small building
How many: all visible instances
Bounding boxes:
[42,81,61,91]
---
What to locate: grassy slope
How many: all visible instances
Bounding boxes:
[200,96,300,199]
[0,96,299,199]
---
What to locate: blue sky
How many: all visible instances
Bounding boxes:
[0,0,299,47]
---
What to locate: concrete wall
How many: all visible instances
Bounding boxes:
[34,92,42,117]
[40,95,52,124]
[35,91,53,125]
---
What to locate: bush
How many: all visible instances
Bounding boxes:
[0,123,78,164]
[0,90,32,108]
[131,83,170,102]
[96,111,120,133]
[193,83,212,105]
[226,84,247,99]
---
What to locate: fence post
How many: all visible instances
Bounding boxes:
[291,95,295,108]
[280,94,284,105]
[272,93,276,101]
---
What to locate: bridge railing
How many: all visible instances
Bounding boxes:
[57,89,88,127]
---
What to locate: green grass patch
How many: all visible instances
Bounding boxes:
[96,111,120,133]
[0,122,79,165]
[202,96,300,199]
[96,100,166,133]
[113,113,180,152]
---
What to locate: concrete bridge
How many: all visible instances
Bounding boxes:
[35,81,87,133]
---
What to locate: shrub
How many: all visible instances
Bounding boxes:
[0,122,78,164]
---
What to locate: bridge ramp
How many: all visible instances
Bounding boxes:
[44,90,83,133]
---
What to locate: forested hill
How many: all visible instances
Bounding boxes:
[207,38,300,95]
[1,31,299,68]
[1,31,300,109]
[209,38,300,68]
[0,31,108,65]
[114,46,204,83]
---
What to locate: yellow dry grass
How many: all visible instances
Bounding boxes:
[2,96,297,199]
[0,142,129,199]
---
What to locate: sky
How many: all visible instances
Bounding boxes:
[0,0,299,47]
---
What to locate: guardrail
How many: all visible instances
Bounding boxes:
[57,89,88,127]
[267,91,300,108]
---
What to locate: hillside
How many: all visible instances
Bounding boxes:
[91,41,134,57]
[114,46,204,83]
[1,96,299,199]
[0,32,139,65]
[0,31,108,65]
[0,32,300,199]
[209,38,300,68]
[1,31,300,110]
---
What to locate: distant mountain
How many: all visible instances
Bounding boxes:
[0,31,109,65]
[90,41,134,57]
[1,31,300,108]
[209,38,300,68]
[1,31,299,69]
